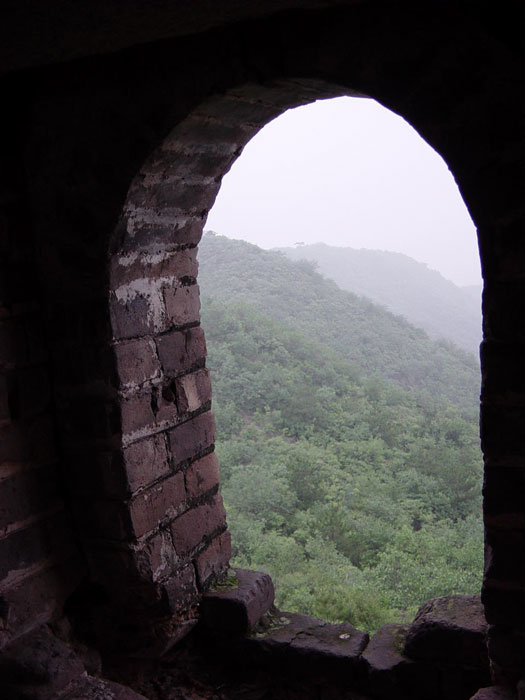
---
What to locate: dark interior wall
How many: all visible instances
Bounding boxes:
[0,0,524,681]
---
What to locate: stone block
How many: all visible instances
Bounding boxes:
[129,470,186,538]
[110,247,198,288]
[156,326,206,375]
[195,530,231,588]
[120,392,156,436]
[170,494,226,556]
[0,625,85,700]
[163,564,199,613]
[3,558,84,640]
[123,434,170,495]
[200,567,275,634]
[403,595,489,670]
[362,623,439,700]
[168,410,216,467]
[120,215,203,253]
[175,368,211,415]
[163,283,200,329]
[114,337,160,389]
[185,452,220,500]
[248,611,369,680]
[110,294,155,340]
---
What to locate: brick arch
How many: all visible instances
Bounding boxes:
[0,1,522,677]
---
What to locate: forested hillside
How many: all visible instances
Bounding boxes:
[198,233,483,632]
[279,242,482,355]
[199,233,480,419]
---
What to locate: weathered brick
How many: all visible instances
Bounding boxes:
[175,368,211,415]
[128,180,218,212]
[123,434,170,495]
[163,283,200,329]
[168,411,216,467]
[185,452,220,500]
[129,471,186,538]
[110,294,156,340]
[162,564,198,613]
[110,248,198,288]
[195,530,231,588]
[146,530,178,582]
[114,337,161,389]
[170,494,226,556]
[120,392,156,436]
[156,326,206,376]
[153,384,182,427]
[119,214,203,253]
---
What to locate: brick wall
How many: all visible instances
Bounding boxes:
[0,1,523,681]
[0,138,84,649]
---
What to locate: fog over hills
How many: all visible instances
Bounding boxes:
[278,243,482,356]
[199,233,480,419]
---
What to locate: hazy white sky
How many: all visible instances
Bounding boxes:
[206,96,482,287]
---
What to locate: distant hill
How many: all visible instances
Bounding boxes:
[198,233,483,630]
[278,243,482,355]
[198,233,480,419]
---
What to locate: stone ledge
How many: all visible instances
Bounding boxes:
[200,567,274,634]
[362,622,440,700]
[404,595,489,670]
[246,610,369,681]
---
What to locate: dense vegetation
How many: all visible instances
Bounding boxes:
[198,233,484,632]
[280,242,482,355]
[199,233,480,420]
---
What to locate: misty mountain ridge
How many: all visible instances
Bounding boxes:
[277,242,481,355]
[199,232,479,419]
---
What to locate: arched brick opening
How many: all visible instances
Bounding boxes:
[1,0,524,687]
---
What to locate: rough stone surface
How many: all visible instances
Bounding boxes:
[200,568,275,635]
[249,611,369,679]
[0,625,86,700]
[404,595,489,669]
[362,623,439,700]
